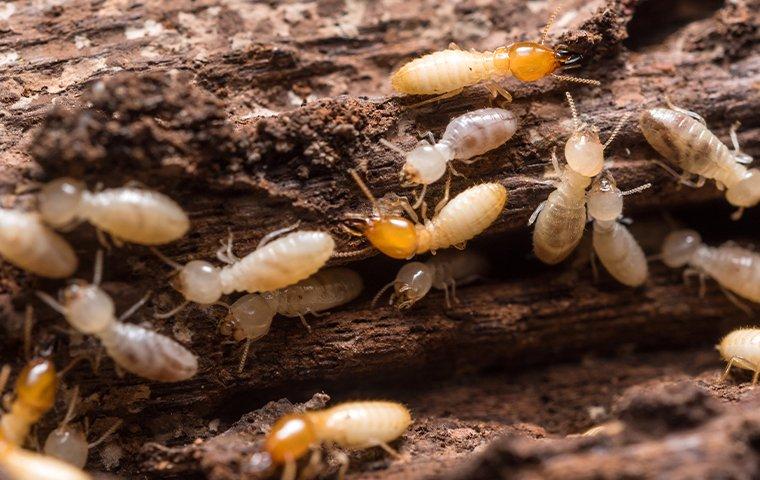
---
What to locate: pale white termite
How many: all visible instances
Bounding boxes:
[38,177,190,245]
[220,267,363,371]
[344,170,506,259]
[36,251,198,382]
[530,93,629,265]
[373,249,488,309]
[718,328,760,385]
[384,108,517,192]
[152,227,336,317]
[0,359,91,480]
[265,401,412,480]
[586,172,651,287]
[0,209,78,278]
[640,107,759,219]
[661,229,760,306]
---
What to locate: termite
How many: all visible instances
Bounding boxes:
[38,178,190,245]
[151,227,336,318]
[373,249,488,309]
[220,267,363,371]
[0,209,78,278]
[36,251,198,382]
[344,170,506,259]
[390,4,599,105]
[0,359,91,480]
[265,401,412,480]
[586,171,651,287]
[530,93,629,265]
[660,229,759,308]
[718,328,760,385]
[383,108,517,199]
[639,106,759,219]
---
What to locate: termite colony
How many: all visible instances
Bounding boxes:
[0,1,757,479]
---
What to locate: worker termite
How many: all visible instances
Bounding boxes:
[639,106,759,219]
[373,249,488,309]
[383,108,517,199]
[660,229,759,308]
[390,4,599,105]
[220,267,363,371]
[0,209,78,278]
[36,251,198,382]
[344,170,506,259]
[38,178,190,245]
[718,328,760,385]
[151,228,336,317]
[530,93,629,265]
[586,171,651,287]
[0,359,91,480]
[265,401,412,480]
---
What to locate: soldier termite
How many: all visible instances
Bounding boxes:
[530,93,630,265]
[0,209,78,278]
[38,178,190,245]
[343,170,506,259]
[382,108,518,204]
[718,328,760,385]
[639,106,759,219]
[390,4,599,106]
[373,249,488,309]
[151,228,336,318]
[586,171,651,287]
[36,251,198,382]
[0,359,91,480]
[660,229,759,309]
[220,267,364,372]
[265,401,412,480]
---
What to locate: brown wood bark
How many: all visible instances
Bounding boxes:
[0,0,758,478]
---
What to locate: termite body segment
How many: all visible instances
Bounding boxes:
[399,108,517,185]
[639,109,759,212]
[0,209,78,278]
[718,328,760,384]
[223,267,364,342]
[38,178,190,245]
[265,401,412,480]
[661,230,760,303]
[587,173,648,287]
[0,441,91,480]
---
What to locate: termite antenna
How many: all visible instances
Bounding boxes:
[149,247,182,271]
[24,305,34,361]
[154,300,189,320]
[552,74,601,87]
[35,290,67,316]
[564,91,580,131]
[371,281,396,308]
[93,249,104,286]
[540,1,563,44]
[88,419,123,448]
[238,339,251,375]
[379,138,407,156]
[118,291,152,322]
[603,112,631,151]
[621,183,652,196]
[61,385,80,428]
[348,169,380,217]
[332,246,376,259]
[664,96,706,125]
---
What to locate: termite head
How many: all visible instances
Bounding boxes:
[222,293,276,342]
[16,359,57,413]
[564,92,604,177]
[38,177,86,230]
[661,229,702,268]
[61,282,115,334]
[44,426,88,468]
[587,172,622,222]
[392,261,434,309]
[173,260,223,305]
[265,413,317,464]
[500,42,560,82]
[402,143,451,185]
[726,168,760,208]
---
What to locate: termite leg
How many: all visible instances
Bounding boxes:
[412,184,427,210]
[300,449,323,480]
[590,250,599,283]
[332,449,350,480]
[216,230,239,265]
[448,162,466,178]
[528,201,546,226]
[729,122,754,164]
[718,285,753,316]
[448,42,461,50]
[683,268,707,297]
[450,280,460,304]
[281,457,298,480]
[442,283,452,309]
[434,176,452,216]
[731,207,745,221]
[720,358,734,381]
[258,221,302,248]
[406,87,464,109]
[373,441,401,458]
[93,249,104,286]
[24,305,33,361]
[484,81,513,105]
[297,314,313,333]
[95,229,112,251]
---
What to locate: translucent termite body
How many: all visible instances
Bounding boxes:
[0,209,78,278]
[37,253,198,382]
[265,401,412,480]
[639,108,759,216]
[0,359,91,480]
[718,328,760,384]
[390,6,596,104]
[586,172,649,287]
[661,230,760,303]
[346,170,506,259]
[377,250,488,309]
[222,267,364,342]
[38,178,190,245]
[395,108,518,185]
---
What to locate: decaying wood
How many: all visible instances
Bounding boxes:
[0,0,759,478]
